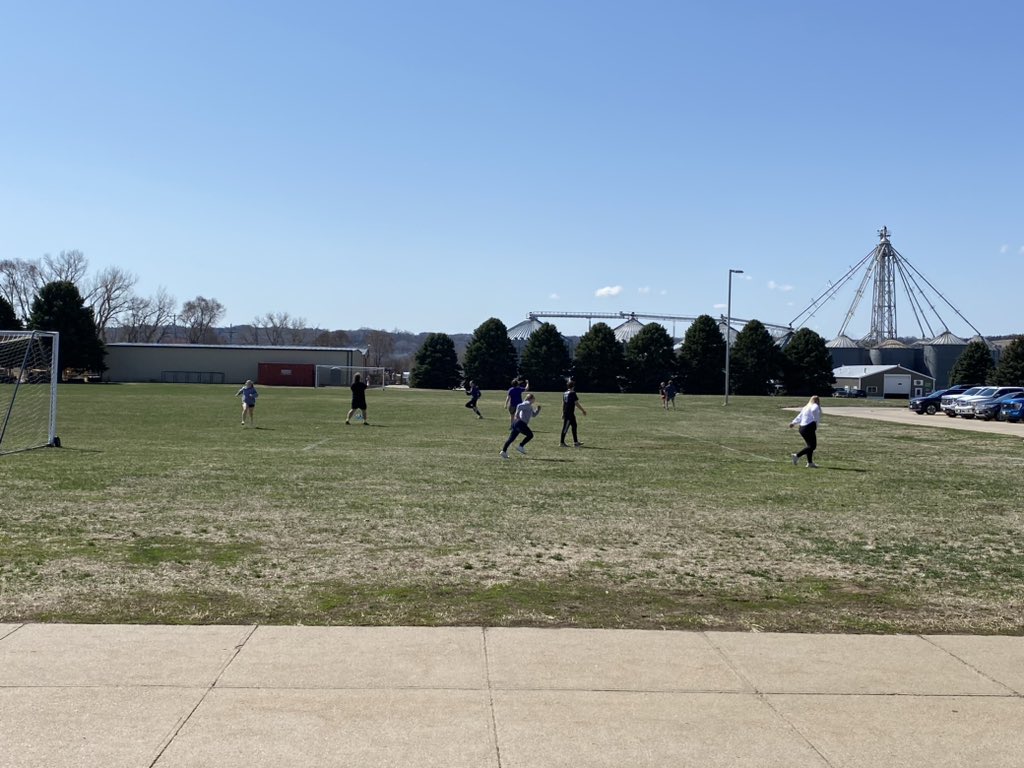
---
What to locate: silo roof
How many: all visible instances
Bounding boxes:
[825,334,861,349]
[613,317,646,343]
[928,330,967,345]
[507,318,543,341]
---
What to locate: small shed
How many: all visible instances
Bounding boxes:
[832,364,936,399]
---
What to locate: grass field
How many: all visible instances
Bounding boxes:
[1,383,1022,634]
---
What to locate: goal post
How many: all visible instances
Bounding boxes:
[0,330,60,455]
[314,365,388,389]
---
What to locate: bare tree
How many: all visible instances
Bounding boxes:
[0,258,43,321]
[118,288,178,342]
[179,296,226,343]
[253,312,307,346]
[314,329,350,347]
[41,250,89,285]
[86,266,139,340]
[365,329,395,367]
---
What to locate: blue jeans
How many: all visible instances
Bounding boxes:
[502,421,534,451]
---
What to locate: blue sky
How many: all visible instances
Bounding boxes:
[2,1,1022,339]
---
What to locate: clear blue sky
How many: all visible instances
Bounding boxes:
[3,1,1022,338]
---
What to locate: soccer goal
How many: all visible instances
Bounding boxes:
[314,365,388,389]
[0,330,60,455]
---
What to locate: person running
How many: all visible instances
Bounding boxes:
[560,379,586,447]
[346,373,369,425]
[464,380,483,418]
[789,394,822,467]
[500,393,541,458]
[504,377,529,424]
[236,379,258,426]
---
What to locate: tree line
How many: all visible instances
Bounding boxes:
[410,316,838,396]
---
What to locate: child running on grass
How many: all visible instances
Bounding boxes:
[500,393,540,458]
[236,380,258,426]
[464,380,483,418]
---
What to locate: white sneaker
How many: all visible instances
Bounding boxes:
[807,462,819,468]
[516,445,527,455]
[791,454,798,466]
[499,451,509,459]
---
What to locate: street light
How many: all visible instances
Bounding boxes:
[724,268,744,405]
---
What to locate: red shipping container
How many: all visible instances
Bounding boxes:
[257,362,315,387]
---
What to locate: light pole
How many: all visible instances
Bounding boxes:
[724,268,744,405]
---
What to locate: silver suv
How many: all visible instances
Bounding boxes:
[941,387,986,417]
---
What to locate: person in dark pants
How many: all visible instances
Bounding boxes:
[500,393,540,458]
[464,380,482,418]
[789,394,822,467]
[346,373,369,425]
[560,379,586,447]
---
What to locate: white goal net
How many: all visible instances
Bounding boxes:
[0,330,59,454]
[314,365,388,389]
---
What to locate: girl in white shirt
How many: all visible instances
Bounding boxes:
[789,395,822,468]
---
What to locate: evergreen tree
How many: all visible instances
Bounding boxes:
[519,322,571,391]
[0,296,20,330]
[729,319,781,396]
[409,332,461,389]
[461,317,517,389]
[948,340,994,387]
[573,322,625,392]
[624,323,675,393]
[782,327,835,396]
[992,336,1024,386]
[678,314,725,394]
[28,280,106,373]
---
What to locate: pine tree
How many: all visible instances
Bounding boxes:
[573,322,625,392]
[461,318,518,389]
[948,340,994,387]
[409,333,461,389]
[519,322,571,391]
[992,337,1024,386]
[28,281,106,373]
[782,328,835,396]
[624,323,675,394]
[678,314,725,394]
[0,296,20,330]
[729,319,781,396]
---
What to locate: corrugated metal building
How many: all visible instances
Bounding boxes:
[104,343,365,384]
[832,364,935,398]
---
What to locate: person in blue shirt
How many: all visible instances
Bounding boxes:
[464,380,483,418]
[504,377,529,425]
[664,380,677,409]
[236,380,258,426]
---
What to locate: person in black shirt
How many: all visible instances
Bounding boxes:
[560,379,586,447]
[346,374,369,425]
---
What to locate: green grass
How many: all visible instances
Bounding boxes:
[1,383,1022,633]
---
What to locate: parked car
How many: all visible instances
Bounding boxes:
[941,386,987,417]
[908,385,973,415]
[997,397,1024,423]
[952,387,1024,418]
[832,387,867,398]
[970,390,1024,421]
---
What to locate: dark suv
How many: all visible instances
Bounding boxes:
[909,385,973,415]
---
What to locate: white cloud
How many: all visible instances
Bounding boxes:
[713,302,727,310]
[1019,245,1024,256]
[767,280,794,292]
[595,285,623,298]
[638,286,651,294]
[660,289,667,296]
[549,292,560,300]
[1000,244,1009,254]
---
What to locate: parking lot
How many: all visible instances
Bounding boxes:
[826,406,1024,436]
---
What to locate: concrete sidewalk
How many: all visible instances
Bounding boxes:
[1,624,1022,767]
